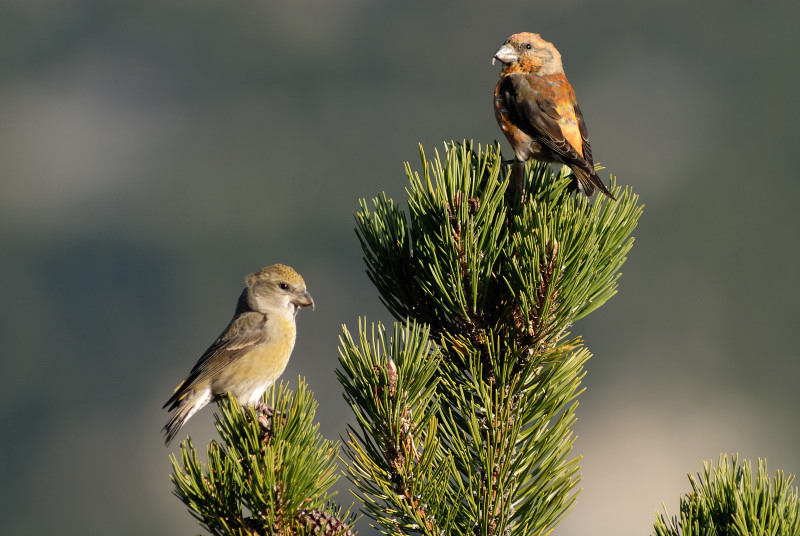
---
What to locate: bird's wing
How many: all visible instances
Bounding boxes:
[574,103,594,167]
[503,73,586,162]
[163,312,271,408]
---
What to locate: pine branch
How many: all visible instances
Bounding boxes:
[169,381,355,536]
[654,455,800,536]
[436,334,587,536]
[337,320,453,535]
[342,141,643,535]
[356,142,641,366]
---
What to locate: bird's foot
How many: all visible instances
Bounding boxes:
[255,403,287,441]
[255,402,274,435]
[255,400,271,415]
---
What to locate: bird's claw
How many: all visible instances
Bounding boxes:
[254,402,273,436]
[255,403,287,441]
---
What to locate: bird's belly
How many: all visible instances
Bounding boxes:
[212,343,292,406]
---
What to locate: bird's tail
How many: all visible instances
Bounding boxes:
[163,392,208,445]
[573,166,615,200]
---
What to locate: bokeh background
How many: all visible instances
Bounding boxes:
[2,1,798,534]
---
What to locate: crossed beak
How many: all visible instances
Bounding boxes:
[293,290,315,311]
[492,44,518,65]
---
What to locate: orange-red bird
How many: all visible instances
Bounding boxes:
[493,32,614,199]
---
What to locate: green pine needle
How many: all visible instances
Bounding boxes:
[355,141,643,358]
[654,454,800,536]
[343,141,642,535]
[169,380,348,536]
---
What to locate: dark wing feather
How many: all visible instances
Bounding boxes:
[505,73,584,162]
[573,103,615,198]
[574,103,593,166]
[499,74,614,199]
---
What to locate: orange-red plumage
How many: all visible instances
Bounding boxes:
[493,32,614,199]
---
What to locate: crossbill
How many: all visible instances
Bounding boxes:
[493,32,614,199]
[162,264,314,445]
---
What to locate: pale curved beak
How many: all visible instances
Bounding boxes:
[294,290,315,311]
[492,44,517,65]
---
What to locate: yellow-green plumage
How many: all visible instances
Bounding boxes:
[162,264,313,445]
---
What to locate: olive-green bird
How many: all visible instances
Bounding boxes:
[162,264,314,445]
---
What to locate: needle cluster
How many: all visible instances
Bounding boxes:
[169,381,354,536]
[654,455,800,536]
[339,141,642,535]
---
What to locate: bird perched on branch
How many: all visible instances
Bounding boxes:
[493,32,614,199]
[163,264,314,445]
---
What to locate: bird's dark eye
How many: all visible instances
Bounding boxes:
[279,283,289,290]
[525,43,532,49]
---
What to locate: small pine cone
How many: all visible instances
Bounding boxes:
[386,357,398,398]
[296,509,354,536]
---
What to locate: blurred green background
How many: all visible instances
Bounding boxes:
[2,1,798,534]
